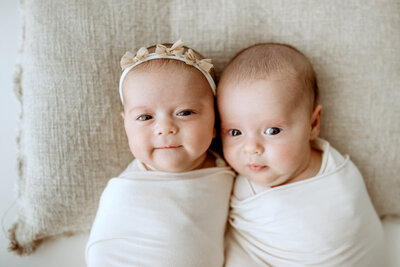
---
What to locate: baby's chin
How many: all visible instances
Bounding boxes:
[144,159,202,173]
[247,176,273,187]
[154,165,192,173]
[135,149,209,172]
[237,169,281,187]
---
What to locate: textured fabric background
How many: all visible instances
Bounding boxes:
[9,0,400,254]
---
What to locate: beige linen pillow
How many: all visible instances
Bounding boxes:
[10,0,400,254]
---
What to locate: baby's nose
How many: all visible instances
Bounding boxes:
[243,140,264,155]
[154,119,178,136]
[156,128,177,135]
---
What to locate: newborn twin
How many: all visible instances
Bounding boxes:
[86,40,384,266]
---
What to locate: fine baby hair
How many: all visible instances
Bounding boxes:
[219,42,319,110]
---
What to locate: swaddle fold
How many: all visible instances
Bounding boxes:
[225,144,384,267]
[86,159,235,267]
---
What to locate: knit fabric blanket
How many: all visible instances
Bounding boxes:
[224,144,384,267]
[86,159,235,267]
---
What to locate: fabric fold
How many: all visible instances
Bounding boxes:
[225,142,384,267]
[86,159,235,267]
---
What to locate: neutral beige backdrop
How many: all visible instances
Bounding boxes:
[0,1,88,266]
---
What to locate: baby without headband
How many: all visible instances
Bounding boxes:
[119,39,216,105]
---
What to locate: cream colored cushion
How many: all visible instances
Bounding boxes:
[10,0,400,254]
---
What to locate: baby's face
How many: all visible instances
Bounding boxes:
[122,66,215,172]
[218,74,321,187]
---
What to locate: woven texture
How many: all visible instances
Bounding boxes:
[10,0,400,254]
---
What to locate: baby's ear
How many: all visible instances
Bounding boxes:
[310,105,322,140]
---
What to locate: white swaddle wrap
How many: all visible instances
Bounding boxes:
[86,157,235,267]
[225,139,384,267]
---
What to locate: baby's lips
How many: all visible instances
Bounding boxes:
[247,164,267,172]
[155,145,182,149]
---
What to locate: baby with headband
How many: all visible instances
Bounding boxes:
[217,43,384,266]
[86,40,235,267]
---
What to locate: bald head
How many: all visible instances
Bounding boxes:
[218,43,319,109]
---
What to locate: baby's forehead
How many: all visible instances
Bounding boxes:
[219,75,312,114]
[220,71,301,94]
[123,64,214,101]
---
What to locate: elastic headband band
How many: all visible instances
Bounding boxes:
[119,39,216,105]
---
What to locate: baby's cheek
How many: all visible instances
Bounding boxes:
[223,142,240,168]
[129,135,149,159]
[188,132,212,153]
[274,145,302,168]
[128,139,141,157]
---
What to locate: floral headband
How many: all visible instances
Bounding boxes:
[119,39,216,105]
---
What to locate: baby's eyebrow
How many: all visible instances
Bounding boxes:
[219,123,236,130]
[175,101,205,107]
[127,106,150,114]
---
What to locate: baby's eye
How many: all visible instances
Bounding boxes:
[137,115,153,121]
[228,129,242,136]
[177,110,194,116]
[264,127,281,135]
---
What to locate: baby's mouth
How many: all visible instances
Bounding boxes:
[247,163,266,172]
[155,145,182,150]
